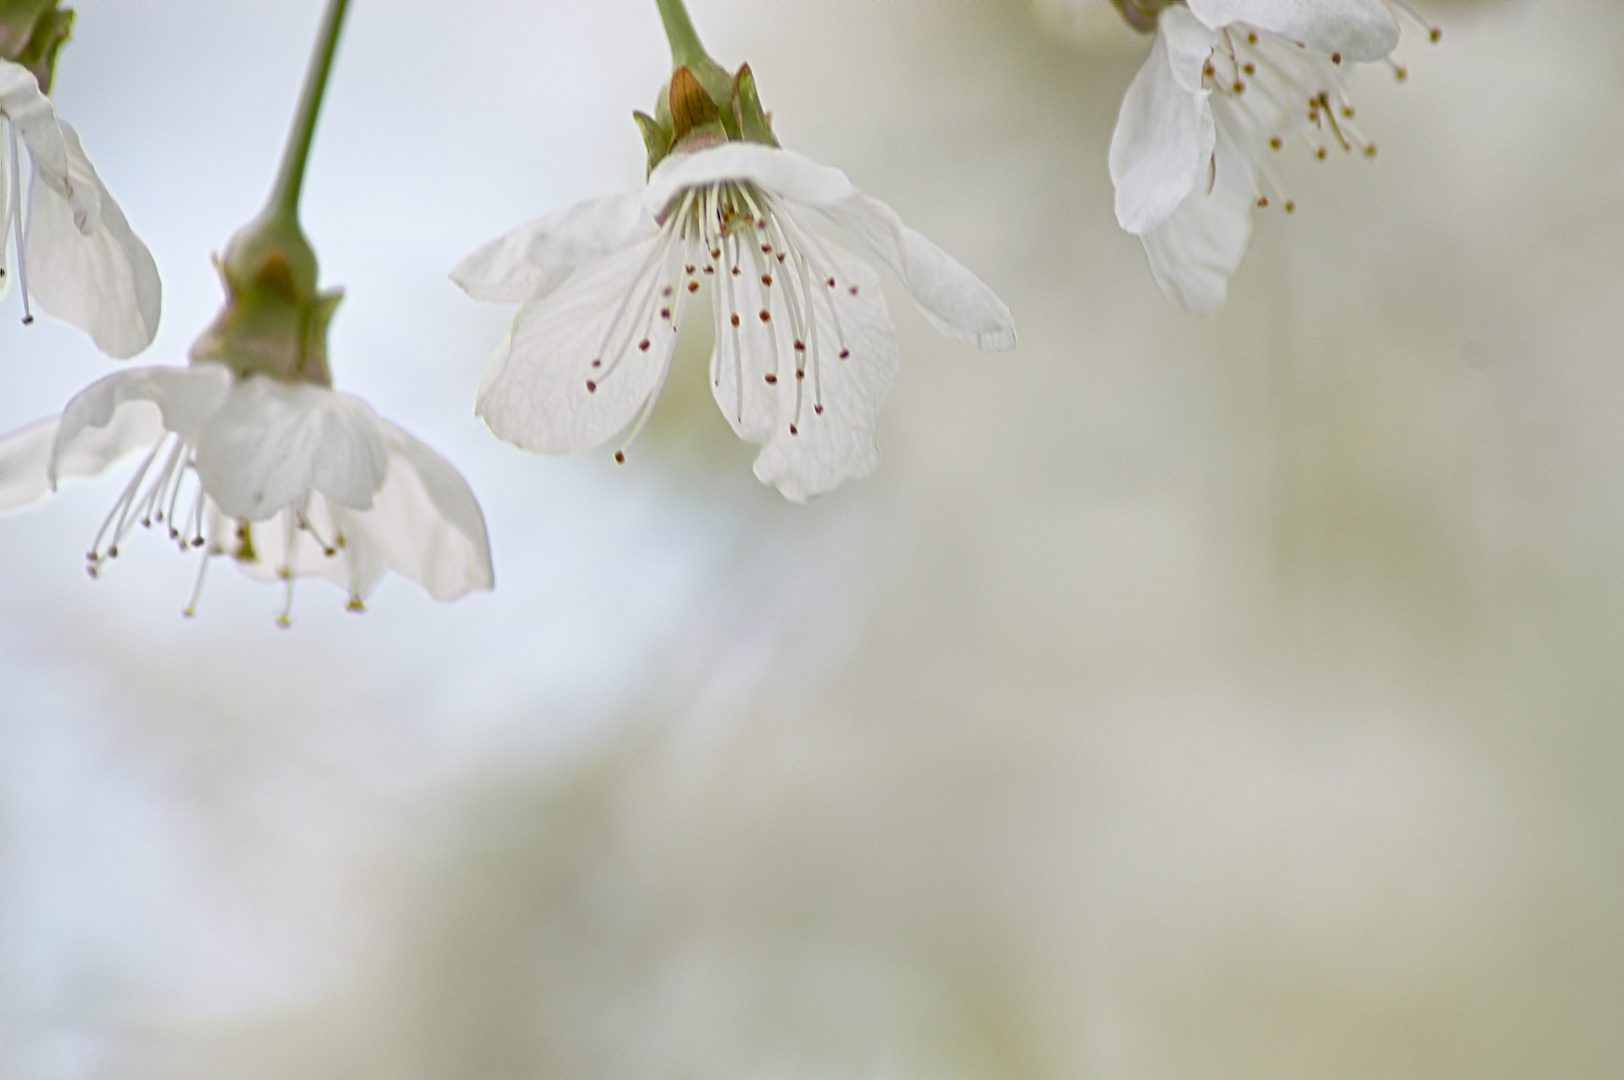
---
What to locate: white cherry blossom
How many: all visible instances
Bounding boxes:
[0,363,493,621]
[453,141,1015,502]
[1,58,160,357]
[1108,0,1432,313]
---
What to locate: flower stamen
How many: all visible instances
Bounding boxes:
[8,122,34,326]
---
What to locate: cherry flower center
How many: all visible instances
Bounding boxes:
[1195,5,1440,215]
[83,433,366,623]
[585,179,861,456]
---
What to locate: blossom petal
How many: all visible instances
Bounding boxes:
[51,363,233,486]
[1139,118,1257,314]
[477,232,683,454]
[450,190,648,304]
[25,122,161,358]
[1187,0,1399,62]
[0,415,60,510]
[804,194,1015,351]
[193,376,390,520]
[0,60,71,201]
[352,419,494,600]
[745,232,899,502]
[224,421,495,603]
[645,142,859,215]
[1109,6,1219,235]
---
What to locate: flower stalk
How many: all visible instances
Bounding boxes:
[191,0,350,386]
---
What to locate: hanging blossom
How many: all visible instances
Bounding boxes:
[1106,0,1438,313]
[0,0,490,622]
[0,57,160,357]
[0,362,493,620]
[454,60,1015,503]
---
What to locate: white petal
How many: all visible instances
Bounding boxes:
[1139,118,1257,314]
[0,415,60,510]
[25,122,161,358]
[800,193,1015,351]
[645,142,858,216]
[1109,7,1219,235]
[1187,0,1399,61]
[51,363,232,485]
[225,423,494,604]
[193,376,390,521]
[746,234,899,502]
[349,419,494,600]
[477,232,683,454]
[0,60,70,200]
[709,239,783,446]
[450,190,648,304]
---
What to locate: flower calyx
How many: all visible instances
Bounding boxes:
[0,0,72,92]
[1109,0,1176,35]
[633,62,778,176]
[188,210,340,387]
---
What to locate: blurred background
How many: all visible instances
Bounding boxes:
[2,1,1621,1077]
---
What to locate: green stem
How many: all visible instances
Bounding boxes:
[266,0,350,222]
[654,0,708,71]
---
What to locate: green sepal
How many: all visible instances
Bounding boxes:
[189,210,335,387]
[731,63,777,147]
[633,109,673,175]
[667,65,721,146]
[0,0,53,61]
[0,1,71,92]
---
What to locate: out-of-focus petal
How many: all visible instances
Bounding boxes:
[477,233,682,454]
[1187,0,1399,61]
[1109,5,1218,234]
[450,190,648,303]
[0,415,60,510]
[25,122,161,358]
[51,364,232,486]
[1139,119,1256,314]
[193,375,389,520]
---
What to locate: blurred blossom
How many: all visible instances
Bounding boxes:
[1105,0,1434,312]
[0,57,160,357]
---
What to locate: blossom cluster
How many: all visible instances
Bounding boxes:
[0,0,1439,622]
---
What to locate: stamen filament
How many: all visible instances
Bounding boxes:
[9,122,33,325]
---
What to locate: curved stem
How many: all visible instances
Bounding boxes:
[267,0,350,221]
